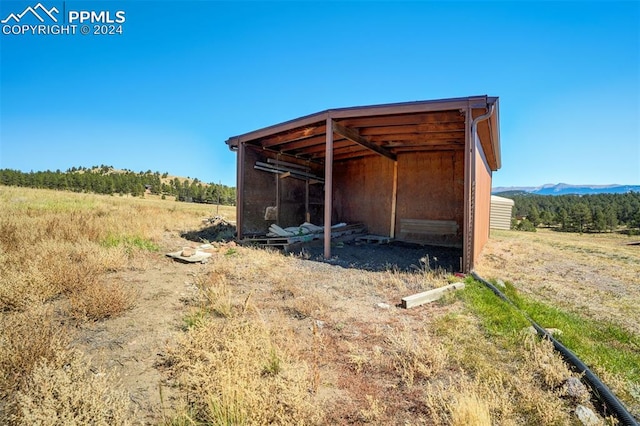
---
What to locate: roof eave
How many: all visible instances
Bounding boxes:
[489,98,501,170]
[225,95,494,150]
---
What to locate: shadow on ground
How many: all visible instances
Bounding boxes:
[290,239,463,273]
[181,219,236,243]
[180,221,462,273]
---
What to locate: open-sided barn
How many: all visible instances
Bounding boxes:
[225,95,501,272]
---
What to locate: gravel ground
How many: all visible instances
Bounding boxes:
[293,238,463,272]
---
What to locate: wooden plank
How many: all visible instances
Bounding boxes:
[355,235,391,244]
[368,132,465,142]
[298,139,353,155]
[331,145,371,157]
[385,142,464,153]
[232,112,327,144]
[338,111,465,128]
[260,125,326,147]
[332,122,397,161]
[359,123,465,136]
[332,150,378,162]
[401,283,466,309]
[273,134,328,151]
[400,219,459,235]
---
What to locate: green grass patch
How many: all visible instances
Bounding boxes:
[182,308,209,330]
[101,233,159,253]
[458,279,529,344]
[462,278,640,401]
[502,281,640,385]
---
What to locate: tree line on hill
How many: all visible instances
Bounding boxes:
[0,166,236,205]
[502,192,640,234]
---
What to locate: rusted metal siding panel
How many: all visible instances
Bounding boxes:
[472,136,493,261]
[241,147,324,236]
[278,178,308,228]
[241,147,278,236]
[395,151,465,246]
[333,156,394,235]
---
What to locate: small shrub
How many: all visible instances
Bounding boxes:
[196,272,234,318]
[388,326,447,387]
[182,307,209,330]
[261,347,282,376]
[68,280,138,321]
[166,315,321,424]
[13,350,132,425]
[360,395,386,423]
[449,392,491,426]
[101,233,159,254]
[514,218,537,232]
[0,307,69,403]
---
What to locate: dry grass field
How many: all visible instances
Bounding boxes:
[1,186,638,425]
[476,229,640,334]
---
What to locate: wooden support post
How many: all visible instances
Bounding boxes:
[390,161,398,238]
[463,106,473,273]
[276,154,280,224]
[324,117,334,259]
[305,179,310,223]
[236,141,245,240]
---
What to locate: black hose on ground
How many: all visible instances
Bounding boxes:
[470,272,639,426]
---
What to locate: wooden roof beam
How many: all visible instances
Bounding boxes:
[368,133,465,143]
[332,122,397,162]
[333,150,378,161]
[276,135,347,152]
[359,122,465,136]
[260,124,327,148]
[339,111,465,128]
[297,140,353,155]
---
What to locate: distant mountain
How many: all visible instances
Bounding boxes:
[492,183,640,196]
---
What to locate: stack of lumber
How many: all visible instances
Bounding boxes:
[242,222,366,250]
[254,159,324,183]
[266,222,341,238]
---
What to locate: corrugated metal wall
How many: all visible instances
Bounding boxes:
[241,147,324,235]
[490,195,514,230]
[472,136,493,262]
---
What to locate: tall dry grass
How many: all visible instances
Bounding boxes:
[12,350,132,426]
[2,186,625,424]
[0,186,223,423]
[167,312,321,424]
[168,239,600,424]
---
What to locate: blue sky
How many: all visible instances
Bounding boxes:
[1,1,638,187]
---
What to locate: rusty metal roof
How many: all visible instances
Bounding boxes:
[225,95,500,170]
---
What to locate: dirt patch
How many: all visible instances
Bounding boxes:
[71,232,461,424]
[72,234,210,424]
[70,226,639,424]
